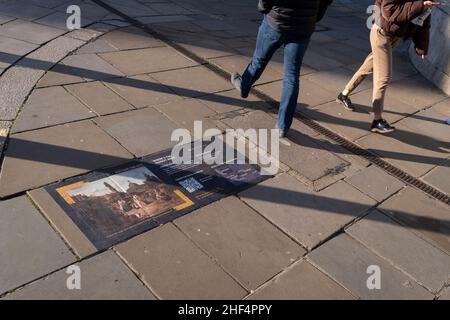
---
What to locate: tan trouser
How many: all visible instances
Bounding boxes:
[344,25,400,119]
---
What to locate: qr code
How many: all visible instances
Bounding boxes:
[179,177,204,193]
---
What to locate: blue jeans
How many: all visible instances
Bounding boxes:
[241,18,310,132]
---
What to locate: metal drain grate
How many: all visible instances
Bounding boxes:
[92,0,450,206]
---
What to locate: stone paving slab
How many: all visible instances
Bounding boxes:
[3,251,155,300]
[301,100,372,142]
[36,64,86,88]
[101,26,164,50]
[210,55,283,86]
[398,107,450,142]
[179,39,238,60]
[0,196,75,295]
[28,187,97,258]
[174,197,306,290]
[100,47,197,76]
[1,2,53,21]
[151,65,233,98]
[278,129,351,182]
[248,260,355,300]
[439,288,450,300]
[199,89,268,114]
[94,107,179,157]
[388,75,448,109]
[356,123,448,177]
[65,81,134,115]
[378,187,450,255]
[12,86,94,133]
[345,165,405,202]
[60,53,124,81]
[104,74,180,108]
[35,11,93,30]
[0,14,15,25]
[304,67,372,96]
[303,48,344,71]
[115,223,247,299]
[257,78,336,108]
[154,98,219,134]
[76,38,117,54]
[422,159,450,195]
[347,210,450,293]
[0,19,65,45]
[0,35,38,69]
[308,234,434,299]
[431,98,450,118]
[0,120,133,197]
[0,35,85,120]
[239,174,376,250]
[348,88,418,125]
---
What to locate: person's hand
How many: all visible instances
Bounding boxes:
[423,1,443,8]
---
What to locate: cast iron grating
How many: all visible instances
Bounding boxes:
[92,0,450,206]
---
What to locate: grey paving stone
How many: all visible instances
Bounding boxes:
[345,165,405,202]
[199,89,266,114]
[0,121,133,197]
[304,67,372,95]
[248,260,355,300]
[12,86,94,133]
[239,174,376,250]
[76,38,117,54]
[115,223,247,299]
[61,53,124,81]
[398,107,450,142]
[301,100,372,142]
[422,159,450,195]
[431,99,449,118]
[3,251,155,300]
[179,39,237,59]
[1,2,53,21]
[65,81,134,115]
[388,75,448,109]
[35,11,93,30]
[348,88,418,125]
[0,36,85,120]
[356,124,448,177]
[175,197,306,290]
[101,26,163,50]
[256,78,336,108]
[0,196,75,295]
[0,121,11,153]
[379,187,450,255]
[100,47,197,76]
[0,35,38,69]
[0,15,15,25]
[210,54,283,85]
[151,65,233,98]
[36,65,85,88]
[94,107,179,157]
[303,48,344,70]
[148,3,194,15]
[347,210,450,293]
[104,74,180,109]
[439,288,450,300]
[28,186,98,258]
[155,98,218,134]
[0,19,65,45]
[308,234,434,300]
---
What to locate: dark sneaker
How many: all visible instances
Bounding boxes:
[336,92,355,111]
[371,119,395,134]
[231,73,248,98]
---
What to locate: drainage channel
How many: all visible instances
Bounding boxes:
[92,0,450,206]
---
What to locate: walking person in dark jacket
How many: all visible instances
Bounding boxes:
[231,0,333,138]
[336,0,443,134]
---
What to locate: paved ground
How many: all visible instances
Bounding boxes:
[0,0,449,300]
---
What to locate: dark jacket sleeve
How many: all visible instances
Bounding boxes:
[258,0,274,14]
[413,15,431,55]
[381,0,425,23]
[317,0,333,22]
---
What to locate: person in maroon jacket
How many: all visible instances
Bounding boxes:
[336,0,443,134]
